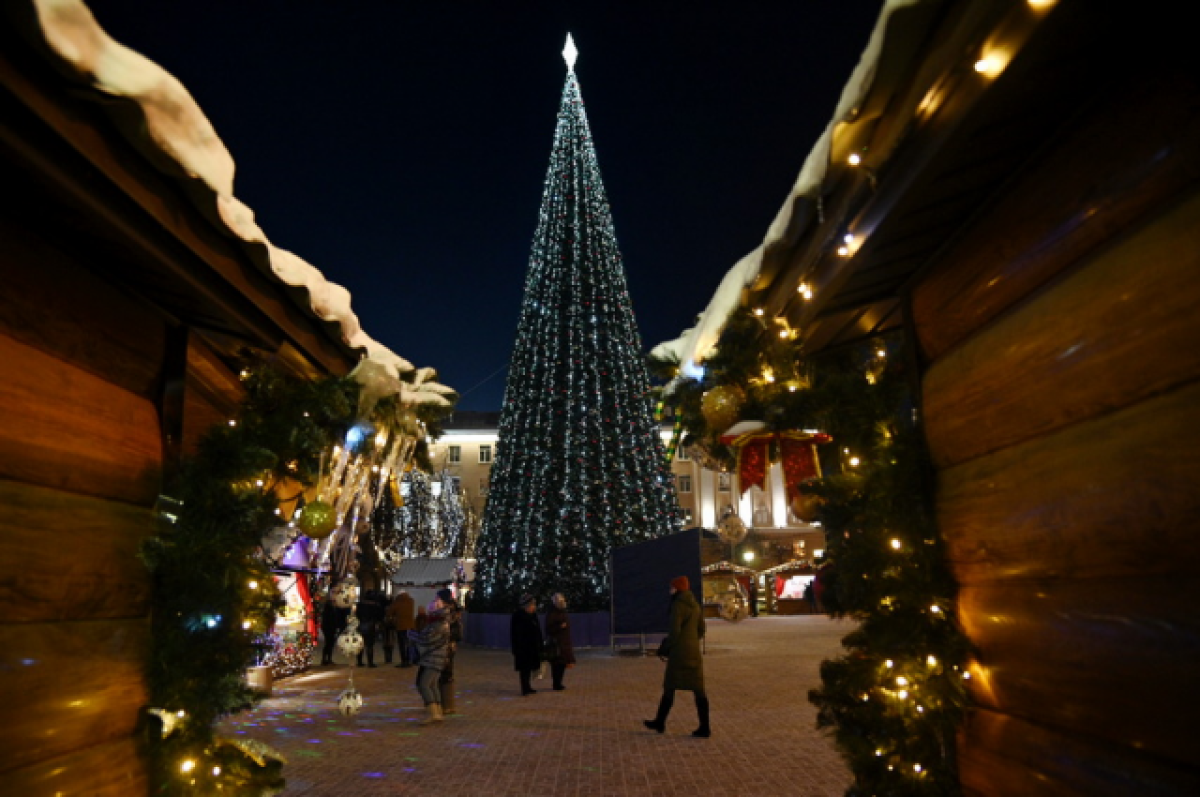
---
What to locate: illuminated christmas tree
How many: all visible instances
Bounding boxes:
[471,36,682,613]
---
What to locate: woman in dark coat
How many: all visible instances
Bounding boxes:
[510,593,543,695]
[543,592,576,691]
[644,575,710,737]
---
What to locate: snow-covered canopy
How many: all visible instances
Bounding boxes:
[651,0,925,375]
[17,0,452,393]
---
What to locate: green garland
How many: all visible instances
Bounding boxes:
[140,366,359,795]
[653,310,973,795]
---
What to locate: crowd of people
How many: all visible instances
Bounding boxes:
[315,575,711,736]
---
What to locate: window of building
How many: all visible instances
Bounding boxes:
[448,445,461,464]
[678,474,692,493]
[718,472,732,492]
[676,447,690,462]
[479,444,492,464]
[682,507,694,524]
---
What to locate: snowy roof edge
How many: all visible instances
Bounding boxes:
[651,0,928,376]
[22,0,447,390]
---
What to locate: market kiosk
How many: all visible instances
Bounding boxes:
[761,559,815,615]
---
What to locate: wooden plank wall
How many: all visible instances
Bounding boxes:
[912,72,1200,795]
[0,215,161,794]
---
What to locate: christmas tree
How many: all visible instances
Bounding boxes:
[471,36,682,613]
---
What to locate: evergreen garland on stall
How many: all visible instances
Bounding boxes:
[654,309,973,796]
[140,366,359,796]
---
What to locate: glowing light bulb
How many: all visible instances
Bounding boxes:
[242,620,252,630]
[875,749,883,756]
[181,760,196,773]
[212,766,222,776]
[877,349,887,358]
[848,153,862,166]
[930,604,942,614]
[927,655,937,667]
[890,538,902,550]
[963,671,972,680]
[885,659,894,668]
[228,420,237,427]
[896,676,908,686]
[914,764,923,773]
[779,328,789,339]
[248,581,258,590]
[849,457,860,467]
[837,245,850,257]
[753,307,764,316]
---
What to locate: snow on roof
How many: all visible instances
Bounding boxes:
[21,0,450,392]
[653,0,927,375]
[390,557,460,586]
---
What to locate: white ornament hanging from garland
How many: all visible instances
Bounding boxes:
[330,575,359,609]
[336,614,364,658]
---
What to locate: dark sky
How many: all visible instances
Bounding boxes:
[88,0,882,410]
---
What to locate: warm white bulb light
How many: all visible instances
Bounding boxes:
[848,153,862,166]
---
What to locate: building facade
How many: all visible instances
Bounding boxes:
[429,410,826,573]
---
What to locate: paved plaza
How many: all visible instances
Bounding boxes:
[220,615,855,796]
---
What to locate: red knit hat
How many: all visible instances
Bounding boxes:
[671,575,689,592]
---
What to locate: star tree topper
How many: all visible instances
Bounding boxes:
[563,33,578,72]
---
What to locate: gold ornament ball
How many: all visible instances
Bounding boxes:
[701,385,746,433]
[297,500,338,539]
[791,493,822,523]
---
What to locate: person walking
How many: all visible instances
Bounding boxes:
[543,592,576,691]
[435,588,464,715]
[408,600,450,724]
[379,591,395,665]
[644,575,711,738]
[355,589,384,668]
[510,593,543,696]
[387,589,416,668]
[319,591,348,666]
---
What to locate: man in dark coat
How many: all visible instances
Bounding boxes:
[355,589,385,668]
[319,594,348,666]
[644,575,711,737]
[510,593,543,696]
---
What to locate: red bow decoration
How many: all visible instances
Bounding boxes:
[722,424,831,499]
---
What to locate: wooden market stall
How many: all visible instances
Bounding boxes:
[699,560,755,619]
[662,1,1200,792]
[760,559,815,615]
[0,3,438,792]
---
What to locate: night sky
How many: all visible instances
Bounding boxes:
[88,0,882,409]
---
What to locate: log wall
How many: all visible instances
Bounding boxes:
[0,213,167,792]
[913,72,1200,795]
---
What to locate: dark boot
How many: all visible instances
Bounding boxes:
[644,689,673,733]
[383,646,393,664]
[692,691,711,738]
[520,669,536,695]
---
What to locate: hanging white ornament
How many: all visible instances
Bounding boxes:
[337,614,364,657]
[717,514,748,545]
[330,576,359,609]
[337,687,363,717]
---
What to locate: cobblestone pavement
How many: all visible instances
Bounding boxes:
[220,615,855,796]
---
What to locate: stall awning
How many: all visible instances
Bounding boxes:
[701,560,757,575]
[390,557,459,586]
[761,559,814,576]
